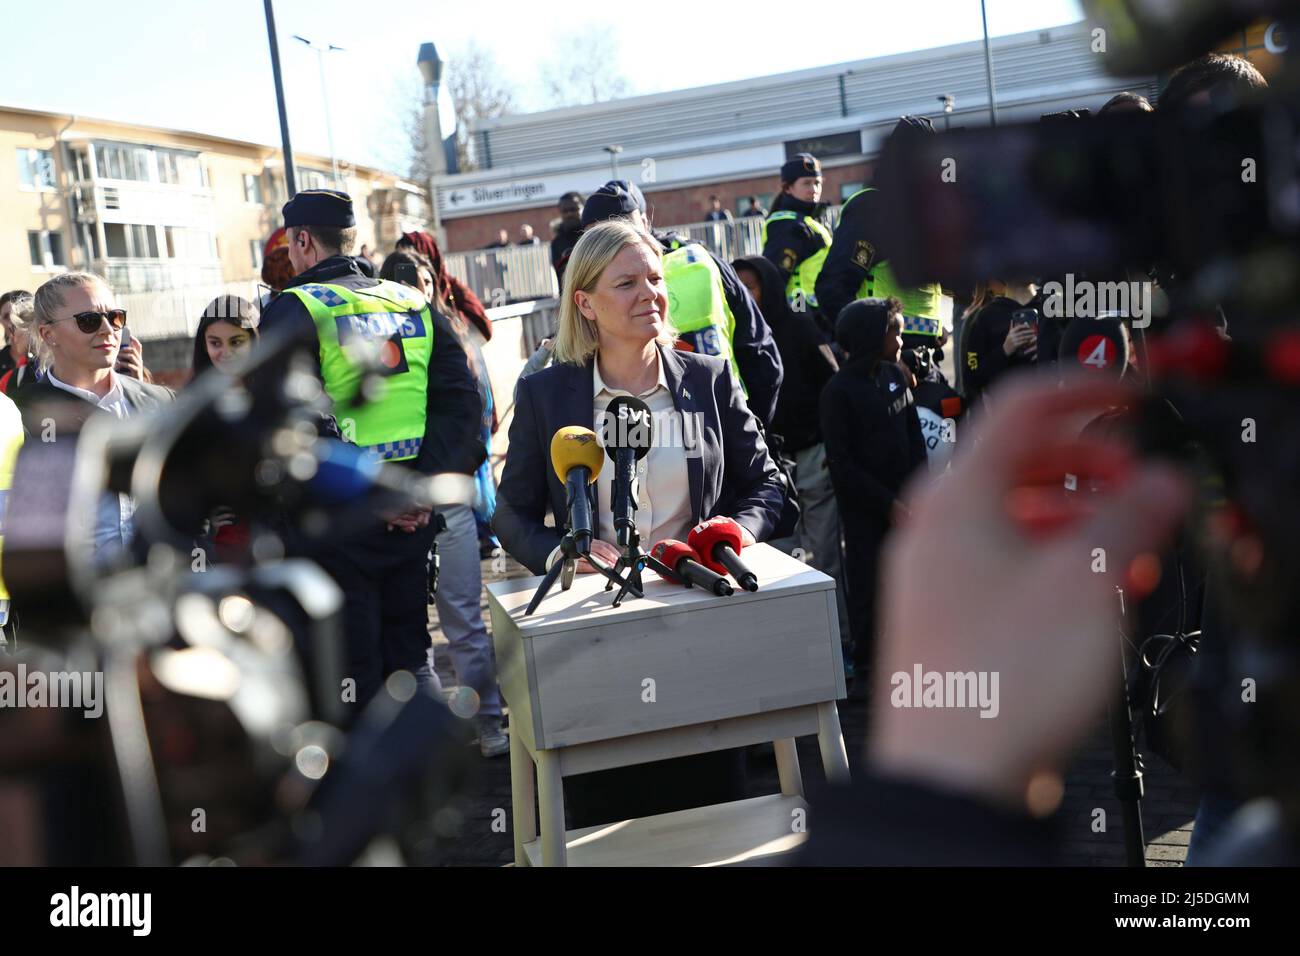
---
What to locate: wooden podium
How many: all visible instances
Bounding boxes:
[486,543,849,867]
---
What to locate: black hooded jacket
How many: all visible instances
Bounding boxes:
[960,294,1041,406]
[733,255,835,453]
[820,303,927,523]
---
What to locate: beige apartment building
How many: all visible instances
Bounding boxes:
[1,105,429,349]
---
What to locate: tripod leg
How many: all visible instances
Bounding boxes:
[524,559,566,616]
[612,556,646,608]
[589,553,643,599]
[1109,639,1147,867]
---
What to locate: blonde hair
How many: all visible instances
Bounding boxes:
[31,272,113,374]
[962,281,992,320]
[554,219,677,365]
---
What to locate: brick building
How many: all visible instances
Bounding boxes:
[435,22,1158,252]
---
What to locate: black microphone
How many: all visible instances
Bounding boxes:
[689,516,759,592]
[650,540,735,596]
[602,395,653,549]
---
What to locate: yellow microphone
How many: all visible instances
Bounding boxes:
[550,426,603,549]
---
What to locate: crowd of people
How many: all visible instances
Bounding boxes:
[0,48,1276,863]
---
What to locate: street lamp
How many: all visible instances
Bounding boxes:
[605,144,623,180]
[937,93,955,131]
[417,42,447,247]
[262,0,297,198]
[293,34,345,186]
[980,0,999,127]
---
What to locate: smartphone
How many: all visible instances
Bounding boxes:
[116,326,135,376]
[393,261,419,289]
[1010,309,1039,331]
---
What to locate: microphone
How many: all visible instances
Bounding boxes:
[689,516,759,592]
[602,395,653,549]
[1057,314,1131,380]
[650,540,734,596]
[550,426,604,553]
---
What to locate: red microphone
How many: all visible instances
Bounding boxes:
[688,517,758,592]
[650,540,734,596]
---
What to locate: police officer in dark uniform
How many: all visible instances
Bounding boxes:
[581,180,784,430]
[256,189,484,716]
[816,117,948,355]
[762,153,832,329]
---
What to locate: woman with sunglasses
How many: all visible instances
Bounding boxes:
[15,273,173,563]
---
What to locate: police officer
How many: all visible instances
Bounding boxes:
[816,117,948,350]
[257,189,484,716]
[581,180,784,430]
[762,153,832,322]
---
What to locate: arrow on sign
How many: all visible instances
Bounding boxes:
[448,191,466,205]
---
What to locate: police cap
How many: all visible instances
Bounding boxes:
[780,152,822,183]
[282,189,356,229]
[580,180,647,227]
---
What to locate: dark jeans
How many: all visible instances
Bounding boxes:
[1186,790,1241,865]
[842,514,890,677]
[314,521,438,717]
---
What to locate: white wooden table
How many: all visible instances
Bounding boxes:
[486,543,849,867]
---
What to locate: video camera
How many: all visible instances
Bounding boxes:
[876,0,1300,843]
[0,322,477,865]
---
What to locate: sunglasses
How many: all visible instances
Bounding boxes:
[55,309,128,334]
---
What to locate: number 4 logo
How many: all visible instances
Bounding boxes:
[1078,334,1114,370]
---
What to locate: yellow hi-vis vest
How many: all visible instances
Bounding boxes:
[762,210,832,309]
[661,241,744,393]
[843,188,944,337]
[0,391,24,614]
[286,279,435,462]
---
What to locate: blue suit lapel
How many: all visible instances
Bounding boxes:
[658,345,703,525]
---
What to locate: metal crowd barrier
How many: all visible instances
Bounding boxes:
[443,206,845,304]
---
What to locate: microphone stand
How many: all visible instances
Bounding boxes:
[1110,586,1148,867]
[524,530,638,616]
[605,524,675,608]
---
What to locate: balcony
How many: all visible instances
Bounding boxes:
[75,177,217,230]
[95,259,225,294]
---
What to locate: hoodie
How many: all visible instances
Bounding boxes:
[820,300,927,522]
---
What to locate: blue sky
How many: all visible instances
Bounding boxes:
[4,0,1085,174]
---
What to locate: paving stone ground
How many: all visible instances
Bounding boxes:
[425,553,1200,866]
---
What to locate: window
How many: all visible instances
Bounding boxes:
[105,223,129,258]
[297,167,331,191]
[27,230,66,268]
[94,143,150,182]
[130,224,159,258]
[93,143,204,186]
[243,173,263,204]
[17,148,56,189]
[157,152,178,184]
[104,223,164,258]
[250,239,263,269]
[158,150,204,188]
[163,226,217,261]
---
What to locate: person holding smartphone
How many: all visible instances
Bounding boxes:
[16,273,174,564]
[190,295,261,565]
[958,278,1041,411]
